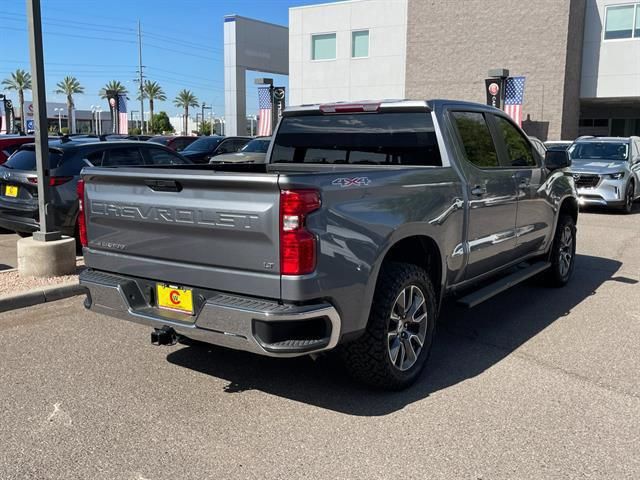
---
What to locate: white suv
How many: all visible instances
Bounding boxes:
[569,136,640,213]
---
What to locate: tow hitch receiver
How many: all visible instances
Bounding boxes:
[151,326,178,346]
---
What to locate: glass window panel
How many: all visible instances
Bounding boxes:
[604,5,634,39]
[635,4,640,37]
[352,30,369,58]
[312,33,336,60]
[495,116,537,167]
[451,112,499,168]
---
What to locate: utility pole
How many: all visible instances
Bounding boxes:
[137,20,145,134]
[27,0,59,241]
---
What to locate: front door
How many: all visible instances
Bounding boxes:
[491,114,554,257]
[449,110,520,280]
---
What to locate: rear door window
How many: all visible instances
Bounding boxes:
[103,147,144,167]
[450,111,499,168]
[272,112,441,166]
[494,116,538,167]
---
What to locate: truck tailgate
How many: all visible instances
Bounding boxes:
[81,167,281,298]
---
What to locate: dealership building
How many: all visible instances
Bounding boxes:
[285,0,640,140]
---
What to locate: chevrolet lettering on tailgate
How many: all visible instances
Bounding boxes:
[90,201,260,229]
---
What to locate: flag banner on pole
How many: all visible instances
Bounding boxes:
[504,76,526,127]
[257,87,272,136]
[117,94,128,134]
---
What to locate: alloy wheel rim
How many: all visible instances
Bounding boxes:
[558,225,574,278]
[387,285,428,372]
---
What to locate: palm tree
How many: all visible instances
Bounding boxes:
[2,69,32,132]
[99,80,128,99]
[140,80,166,133]
[173,89,199,135]
[54,76,84,134]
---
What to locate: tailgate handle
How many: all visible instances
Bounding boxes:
[144,179,182,192]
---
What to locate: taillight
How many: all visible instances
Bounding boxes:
[76,179,88,248]
[280,189,321,275]
[319,102,380,114]
[28,176,73,186]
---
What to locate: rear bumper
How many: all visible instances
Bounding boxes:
[79,269,341,357]
[0,211,39,233]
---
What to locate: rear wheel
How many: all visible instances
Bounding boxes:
[341,262,437,390]
[543,214,576,287]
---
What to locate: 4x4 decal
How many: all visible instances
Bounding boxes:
[331,177,371,188]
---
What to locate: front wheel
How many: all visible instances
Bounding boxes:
[619,181,635,214]
[341,262,437,390]
[544,214,576,287]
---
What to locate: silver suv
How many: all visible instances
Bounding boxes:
[569,136,640,213]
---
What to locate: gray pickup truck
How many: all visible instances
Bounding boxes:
[78,100,577,389]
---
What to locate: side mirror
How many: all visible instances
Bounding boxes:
[545,150,571,171]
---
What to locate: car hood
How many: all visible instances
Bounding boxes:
[569,160,628,174]
[211,152,266,164]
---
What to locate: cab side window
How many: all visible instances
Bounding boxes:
[103,147,144,167]
[146,147,186,165]
[85,151,104,166]
[451,111,499,168]
[495,116,537,167]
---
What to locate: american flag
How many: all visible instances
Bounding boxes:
[256,87,272,136]
[504,76,526,127]
[117,94,128,134]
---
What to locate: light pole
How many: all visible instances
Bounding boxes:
[201,103,211,135]
[54,107,63,132]
[90,105,97,134]
[26,0,59,241]
[250,115,256,136]
[96,107,102,135]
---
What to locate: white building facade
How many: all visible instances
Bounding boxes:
[288,0,408,105]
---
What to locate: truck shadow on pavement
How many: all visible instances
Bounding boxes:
[166,254,626,416]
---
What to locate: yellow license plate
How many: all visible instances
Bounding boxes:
[156,284,194,315]
[5,185,18,197]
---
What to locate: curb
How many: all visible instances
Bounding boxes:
[0,282,87,314]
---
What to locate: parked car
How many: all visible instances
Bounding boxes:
[568,136,640,213]
[545,140,573,151]
[528,136,547,158]
[147,135,198,152]
[78,99,577,390]
[0,139,191,242]
[180,135,251,163]
[0,135,35,164]
[209,136,271,164]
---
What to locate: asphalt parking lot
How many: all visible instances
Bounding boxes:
[0,232,19,270]
[0,206,638,479]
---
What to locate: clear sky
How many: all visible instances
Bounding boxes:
[0,0,329,118]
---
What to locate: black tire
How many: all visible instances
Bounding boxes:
[619,181,634,214]
[341,262,437,390]
[543,214,576,287]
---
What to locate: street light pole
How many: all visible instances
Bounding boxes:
[27,0,59,241]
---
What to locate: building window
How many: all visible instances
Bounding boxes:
[636,4,640,36]
[311,33,336,60]
[604,4,636,39]
[351,30,369,58]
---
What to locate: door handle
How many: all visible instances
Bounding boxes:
[471,185,487,197]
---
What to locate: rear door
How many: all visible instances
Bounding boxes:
[448,110,520,280]
[491,114,554,256]
[82,168,282,297]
